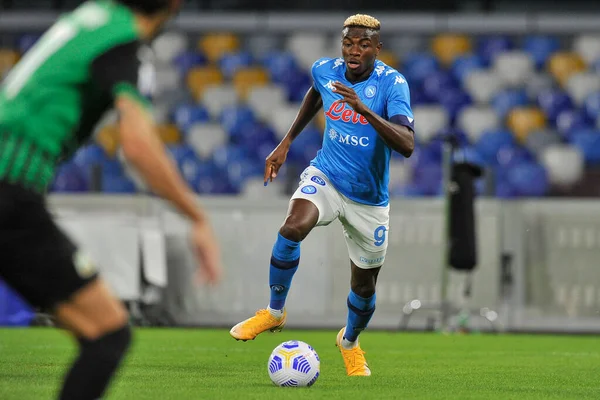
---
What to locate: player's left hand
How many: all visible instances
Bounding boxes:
[332,81,368,115]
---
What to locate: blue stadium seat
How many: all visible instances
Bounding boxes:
[72,144,108,169]
[261,51,300,84]
[219,51,253,79]
[192,162,238,194]
[583,91,600,121]
[402,52,440,85]
[523,35,560,69]
[50,163,89,193]
[102,175,137,193]
[422,70,458,102]
[474,129,517,165]
[287,126,322,166]
[537,88,574,125]
[491,88,529,119]
[237,123,278,154]
[0,279,34,327]
[568,129,600,165]
[219,105,257,142]
[167,143,198,165]
[17,33,39,54]
[438,89,472,123]
[409,84,433,106]
[451,54,484,83]
[556,109,593,138]
[452,145,485,168]
[173,104,210,133]
[506,161,549,196]
[172,51,207,75]
[476,35,514,66]
[212,143,253,169]
[281,71,312,102]
[225,157,264,192]
[412,163,443,196]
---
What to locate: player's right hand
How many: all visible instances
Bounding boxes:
[191,220,222,286]
[264,141,290,185]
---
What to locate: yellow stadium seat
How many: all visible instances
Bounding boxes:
[507,107,547,143]
[198,32,240,64]
[187,66,223,101]
[316,112,326,131]
[431,34,472,66]
[158,124,181,144]
[95,125,119,157]
[233,67,269,99]
[547,52,586,87]
[377,50,398,69]
[0,49,19,76]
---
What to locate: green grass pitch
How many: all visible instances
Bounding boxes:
[0,327,598,399]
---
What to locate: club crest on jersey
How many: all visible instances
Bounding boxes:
[311,176,326,186]
[301,185,317,195]
[364,85,377,99]
[325,100,368,125]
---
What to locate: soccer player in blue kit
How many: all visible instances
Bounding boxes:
[230,14,415,376]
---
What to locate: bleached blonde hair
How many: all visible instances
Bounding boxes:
[343,14,381,30]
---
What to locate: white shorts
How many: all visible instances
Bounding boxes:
[291,166,390,269]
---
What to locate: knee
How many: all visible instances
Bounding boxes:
[279,217,314,242]
[351,282,376,299]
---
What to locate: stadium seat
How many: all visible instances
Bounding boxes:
[102,175,137,194]
[431,33,472,66]
[401,52,440,85]
[537,88,574,125]
[286,33,328,70]
[17,34,39,54]
[547,52,586,87]
[386,35,429,58]
[261,51,300,84]
[232,67,270,99]
[476,35,513,66]
[152,31,188,63]
[540,144,584,186]
[567,128,600,165]
[186,122,228,160]
[377,50,398,68]
[556,109,592,138]
[198,32,240,64]
[491,88,529,119]
[463,69,505,103]
[523,35,560,69]
[157,124,181,144]
[412,105,450,143]
[219,51,253,80]
[281,71,312,103]
[457,105,500,143]
[507,107,547,143]
[315,112,326,132]
[583,91,600,121]
[388,159,411,190]
[95,125,120,157]
[246,34,285,61]
[172,51,207,75]
[153,64,180,96]
[241,176,285,199]
[438,89,472,123]
[524,129,562,158]
[50,163,89,193]
[422,70,458,102]
[573,34,600,65]
[0,49,19,77]
[493,51,535,87]
[287,126,322,165]
[506,161,549,196]
[474,129,517,165]
[72,144,109,170]
[525,72,555,101]
[247,84,288,122]
[201,84,239,119]
[219,105,257,142]
[565,72,600,106]
[172,103,210,133]
[451,53,484,83]
[268,103,303,139]
[187,66,223,101]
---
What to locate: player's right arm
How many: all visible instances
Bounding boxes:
[91,41,222,285]
[264,59,325,184]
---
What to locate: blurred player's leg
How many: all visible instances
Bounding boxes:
[55,278,131,400]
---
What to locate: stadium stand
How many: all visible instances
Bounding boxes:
[2,30,600,198]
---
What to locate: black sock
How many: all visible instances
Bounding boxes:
[59,324,132,400]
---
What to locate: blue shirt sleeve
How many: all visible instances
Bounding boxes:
[310,57,331,94]
[385,72,414,131]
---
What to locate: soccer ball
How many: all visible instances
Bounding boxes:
[267,340,320,387]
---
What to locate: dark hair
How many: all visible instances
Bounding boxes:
[117,0,172,14]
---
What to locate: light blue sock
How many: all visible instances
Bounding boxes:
[269,233,300,310]
[344,290,376,342]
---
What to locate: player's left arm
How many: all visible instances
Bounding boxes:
[332,77,415,158]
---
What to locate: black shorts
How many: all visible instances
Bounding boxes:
[0,181,98,310]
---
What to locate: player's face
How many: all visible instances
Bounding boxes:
[341,27,382,79]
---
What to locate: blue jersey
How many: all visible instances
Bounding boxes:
[309,57,414,206]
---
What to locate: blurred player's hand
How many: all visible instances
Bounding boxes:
[332,81,368,115]
[191,220,222,286]
[264,140,290,186]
